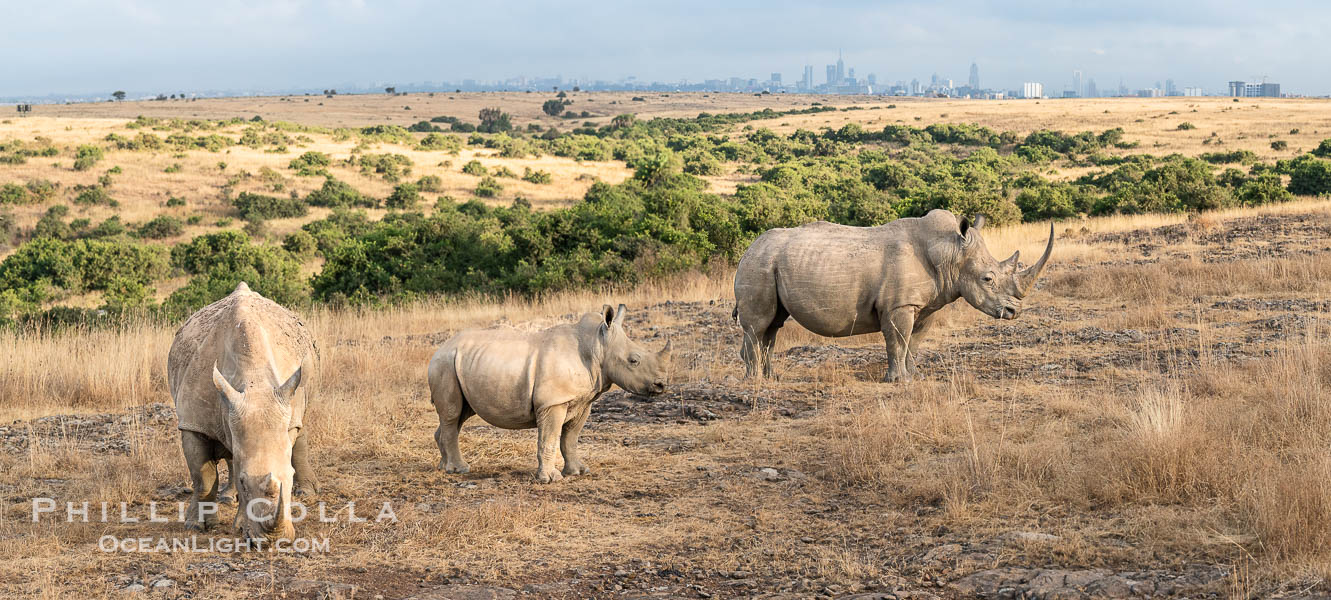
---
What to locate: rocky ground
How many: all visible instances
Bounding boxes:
[4,208,1331,599]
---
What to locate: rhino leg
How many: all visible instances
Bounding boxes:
[881,307,916,383]
[737,296,788,379]
[291,431,320,496]
[534,403,569,483]
[216,458,235,505]
[906,311,938,376]
[560,402,593,476]
[181,431,221,531]
[430,364,472,474]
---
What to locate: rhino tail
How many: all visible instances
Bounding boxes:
[732,304,739,323]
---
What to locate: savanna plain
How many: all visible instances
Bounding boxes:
[2,93,1331,599]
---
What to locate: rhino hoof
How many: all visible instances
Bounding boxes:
[185,519,212,532]
[216,493,236,505]
[562,462,590,476]
[294,484,318,498]
[444,463,470,474]
[535,469,564,484]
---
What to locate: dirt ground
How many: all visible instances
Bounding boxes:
[3,201,1330,599]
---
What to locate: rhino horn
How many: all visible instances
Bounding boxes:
[660,338,672,356]
[212,363,243,408]
[1001,250,1021,273]
[1018,223,1055,295]
[273,481,288,535]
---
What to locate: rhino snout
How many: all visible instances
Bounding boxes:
[652,381,666,394]
[1000,306,1018,320]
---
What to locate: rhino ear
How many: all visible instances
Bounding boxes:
[212,364,243,409]
[611,304,627,329]
[276,367,302,402]
[602,304,615,326]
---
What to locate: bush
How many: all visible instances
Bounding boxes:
[1288,158,1331,196]
[282,230,318,260]
[306,177,373,208]
[477,107,512,133]
[1236,173,1293,206]
[1271,140,1289,151]
[416,175,445,192]
[522,168,552,184]
[1176,122,1196,130]
[164,230,308,317]
[165,196,187,207]
[233,191,308,222]
[418,133,462,153]
[493,166,518,179]
[0,183,30,205]
[288,151,331,176]
[86,216,127,239]
[135,215,185,239]
[682,149,722,176]
[385,183,422,210]
[474,176,503,198]
[461,160,487,176]
[358,153,413,182]
[73,186,116,207]
[72,144,104,171]
[1312,139,1331,158]
[542,99,568,116]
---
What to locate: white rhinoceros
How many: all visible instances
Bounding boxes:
[427,304,671,483]
[167,282,318,542]
[733,209,1053,382]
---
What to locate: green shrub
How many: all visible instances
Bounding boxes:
[166,196,186,207]
[493,166,518,179]
[1176,122,1196,130]
[1235,173,1293,206]
[282,230,318,260]
[289,151,332,176]
[474,176,503,198]
[416,175,445,192]
[72,144,104,171]
[1312,139,1331,158]
[385,183,422,210]
[418,133,462,153]
[357,153,413,182]
[1288,158,1331,196]
[73,186,116,207]
[1270,140,1288,151]
[461,160,487,176]
[0,183,30,205]
[135,215,185,239]
[522,168,552,184]
[233,191,308,222]
[306,177,373,208]
[164,230,308,317]
[86,216,127,239]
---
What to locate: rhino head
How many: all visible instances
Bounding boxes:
[598,304,672,396]
[952,215,1054,320]
[212,364,300,544]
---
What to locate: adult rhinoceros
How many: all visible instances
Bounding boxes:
[732,209,1053,382]
[167,282,319,543]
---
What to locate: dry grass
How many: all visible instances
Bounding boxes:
[5,109,1331,595]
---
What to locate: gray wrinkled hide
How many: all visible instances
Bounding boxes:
[427,305,670,483]
[167,282,318,541]
[733,209,1052,382]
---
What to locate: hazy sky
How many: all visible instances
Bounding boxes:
[3,0,1329,97]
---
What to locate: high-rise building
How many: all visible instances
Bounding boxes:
[836,50,845,84]
[867,73,877,86]
[1165,79,1177,96]
[968,62,979,90]
[1183,87,1203,96]
[1072,70,1083,98]
[848,67,855,82]
[1022,82,1044,99]
[1086,79,1098,98]
[770,72,782,84]
[801,65,814,90]
[911,78,921,95]
[1229,80,1281,97]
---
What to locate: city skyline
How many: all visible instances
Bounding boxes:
[2,1,1328,100]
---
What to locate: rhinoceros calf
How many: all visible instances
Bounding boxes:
[733,209,1053,382]
[167,282,319,542]
[428,304,671,483]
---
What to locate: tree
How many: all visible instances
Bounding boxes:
[542,99,568,116]
[611,114,636,129]
[112,91,126,101]
[385,86,396,95]
[477,107,512,133]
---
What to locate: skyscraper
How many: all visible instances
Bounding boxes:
[836,50,845,85]
[801,65,814,90]
[1086,79,1098,98]
[968,62,979,90]
[1165,79,1177,96]
[1072,70,1083,98]
[826,65,837,86]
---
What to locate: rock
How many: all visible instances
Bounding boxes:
[1001,531,1061,543]
[758,467,781,481]
[124,583,146,593]
[405,585,517,600]
[921,543,962,563]
[150,579,175,589]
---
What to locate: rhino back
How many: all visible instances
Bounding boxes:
[450,324,597,429]
[168,287,315,442]
[737,215,956,337]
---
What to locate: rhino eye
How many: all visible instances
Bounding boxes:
[982,273,994,283]
[628,355,640,365]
